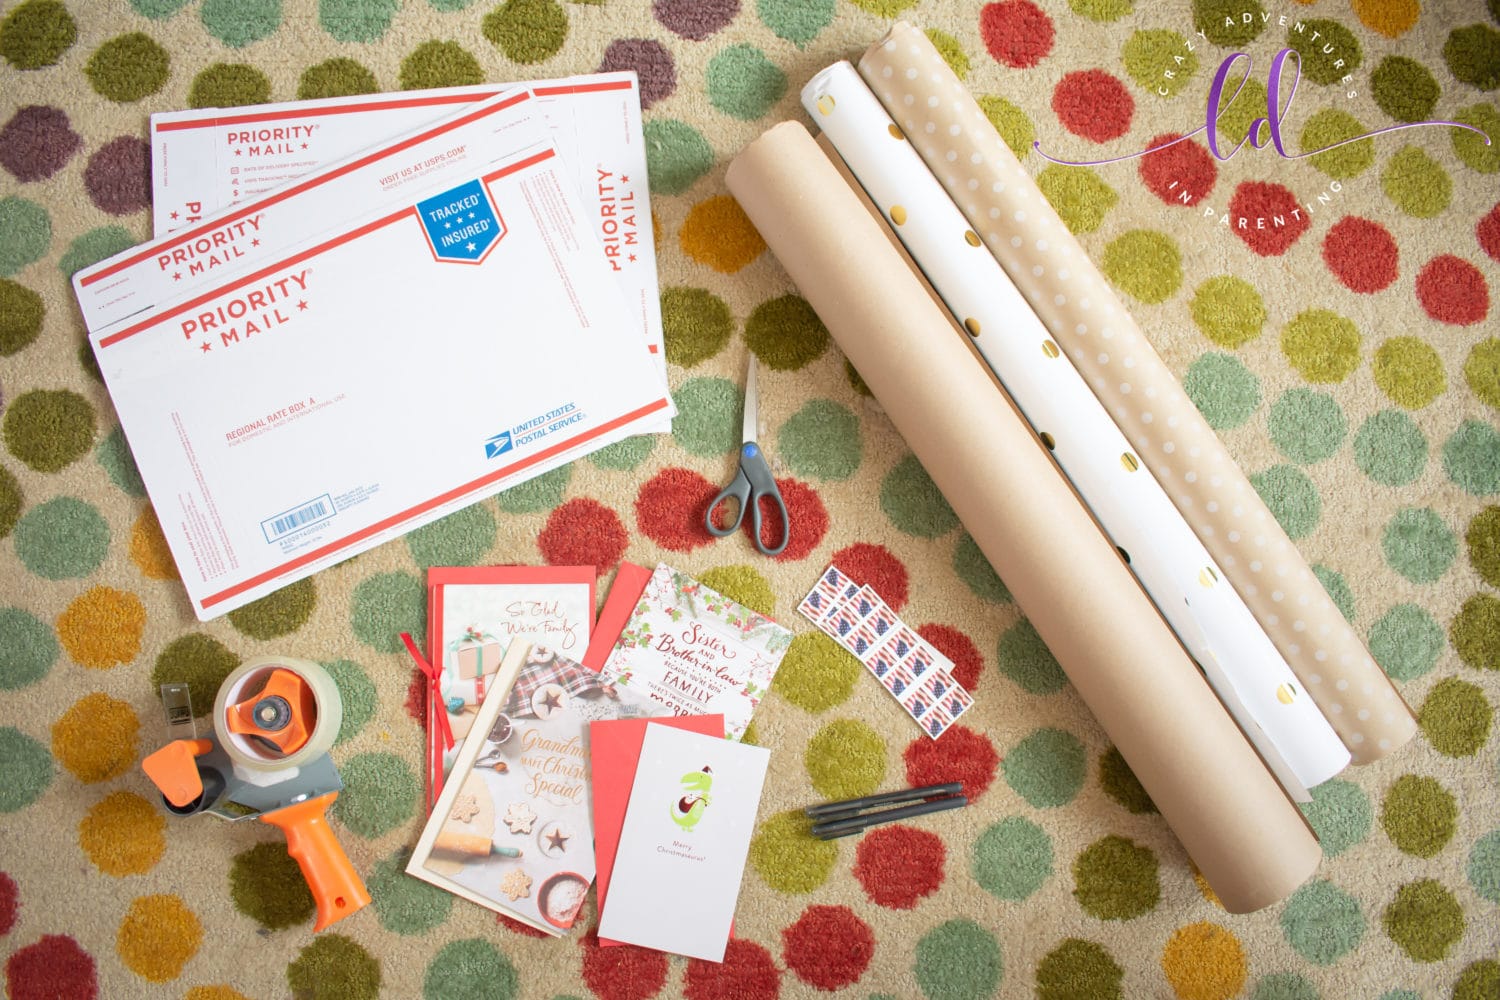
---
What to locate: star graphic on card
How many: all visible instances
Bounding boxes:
[466,242,476,252]
[170,211,179,220]
[297,300,308,311]
[468,211,476,220]
[233,148,241,156]
[301,142,308,149]
[620,175,629,183]
[545,828,570,852]
[540,690,562,712]
[172,272,182,281]
[628,254,637,263]
[444,221,452,229]
[251,238,260,247]
[200,341,211,353]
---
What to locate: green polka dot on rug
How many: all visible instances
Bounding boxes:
[0,279,43,355]
[0,727,53,812]
[1354,410,1426,487]
[406,502,498,564]
[298,57,379,99]
[1098,746,1156,815]
[0,0,76,69]
[1468,506,1500,587]
[1036,167,1118,235]
[1004,728,1085,808]
[1377,990,1421,1000]
[1419,678,1492,758]
[588,435,653,471]
[85,32,170,102]
[1468,829,1500,904]
[1465,338,1500,410]
[881,454,958,538]
[660,287,731,367]
[96,428,146,498]
[483,0,568,64]
[745,295,828,371]
[1212,76,1271,147]
[1313,565,1355,622]
[1451,103,1500,173]
[151,634,240,719]
[332,752,419,838]
[1380,774,1457,857]
[286,935,381,1000]
[758,0,835,48]
[1250,465,1320,539]
[424,938,517,1000]
[1301,109,1374,178]
[351,571,424,653]
[1371,56,1440,123]
[1381,507,1456,584]
[998,618,1066,695]
[1444,23,1500,90]
[672,377,742,457]
[4,389,95,473]
[13,497,109,579]
[400,40,484,90]
[1072,835,1159,920]
[772,632,860,713]
[972,816,1053,901]
[0,608,57,691]
[367,848,452,935]
[59,226,135,279]
[1123,29,1197,99]
[749,809,837,893]
[914,919,1002,1000]
[698,564,774,617]
[1454,960,1500,1000]
[1190,275,1265,349]
[227,578,315,640]
[496,466,569,515]
[954,532,1010,604]
[319,0,397,43]
[1369,603,1443,681]
[1101,230,1181,304]
[1382,146,1451,218]
[200,0,281,47]
[644,120,713,197]
[925,27,969,76]
[1184,352,1261,430]
[189,64,272,109]
[778,400,860,481]
[1037,938,1122,1000]
[1383,878,1464,962]
[1251,972,1318,1000]
[977,95,1034,160]
[0,197,51,277]
[805,719,885,800]
[0,465,20,540]
[230,842,315,930]
[1443,420,1500,495]
[1298,779,1371,856]
[1280,880,1364,965]
[1373,336,1446,409]
[323,660,376,745]
[131,0,192,18]
[706,43,786,121]
[1194,0,1266,45]
[1281,309,1361,384]
[1287,18,1361,84]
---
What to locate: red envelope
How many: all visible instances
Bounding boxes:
[589,713,725,947]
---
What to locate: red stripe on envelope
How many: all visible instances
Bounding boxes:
[153,92,491,131]
[81,91,534,287]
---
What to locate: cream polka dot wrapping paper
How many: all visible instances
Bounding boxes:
[858,21,1417,763]
[801,59,1351,800]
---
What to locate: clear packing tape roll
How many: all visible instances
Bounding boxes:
[800,62,1351,799]
[856,22,1414,763]
[726,120,1321,914]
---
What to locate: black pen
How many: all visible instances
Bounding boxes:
[804,782,963,822]
[811,794,968,839]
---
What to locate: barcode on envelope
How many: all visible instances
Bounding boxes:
[261,494,334,542]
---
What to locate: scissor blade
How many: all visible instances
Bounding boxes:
[742,356,759,445]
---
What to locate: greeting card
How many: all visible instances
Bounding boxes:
[600,564,793,740]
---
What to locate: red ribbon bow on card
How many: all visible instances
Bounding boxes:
[400,632,454,751]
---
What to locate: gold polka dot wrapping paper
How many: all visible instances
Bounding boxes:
[727,120,1320,914]
[857,21,1416,763]
[800,60,1351,799]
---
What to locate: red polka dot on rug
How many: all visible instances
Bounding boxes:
[1478,202,1500,263]
[579,926,669,1000]
[5,935,97,1000]
[684,938,781,1000]
[1139,134,1215,207]
[916,624,983,691]
[498,912,548,939]
[1053,70,1134,142]
[1415,254,1490,325]
[781,905,874,991]
[752,478,827,562]
[830,543,909,612]
[635,468,719,552]
[853,825,947,910]
[979,0,1054,69]
[0,873,15,935]
[403,667,427,728]
[540,498,630,571]
[904,725,999,801]
[1227,181,1309,256]
[1322,216,1399,293]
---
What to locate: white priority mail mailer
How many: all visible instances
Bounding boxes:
[146,73,666,384]
[88,141,672,620]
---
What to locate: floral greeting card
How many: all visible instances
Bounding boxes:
[600,563,793,740]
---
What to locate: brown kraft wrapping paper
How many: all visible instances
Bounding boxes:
[726,120,1320,914]
[856,22,1415,763]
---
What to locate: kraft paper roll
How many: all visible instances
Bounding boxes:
[801,62,1351,797]
[726,120,1320,913]
[856,22,1415,763]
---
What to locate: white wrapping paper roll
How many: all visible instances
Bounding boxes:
[800,63,1351,796]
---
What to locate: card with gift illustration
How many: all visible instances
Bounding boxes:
[407,642,671,935]
[426,566,595,805]
[600,564,793,741]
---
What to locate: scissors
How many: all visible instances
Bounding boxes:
[705,358,790,556]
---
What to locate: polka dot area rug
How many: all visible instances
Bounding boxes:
[1,0,1497,998]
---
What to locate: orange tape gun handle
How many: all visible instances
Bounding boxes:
[259,791,370,932]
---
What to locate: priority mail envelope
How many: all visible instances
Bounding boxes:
[87,141,671,620]
[146,73,666,375]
